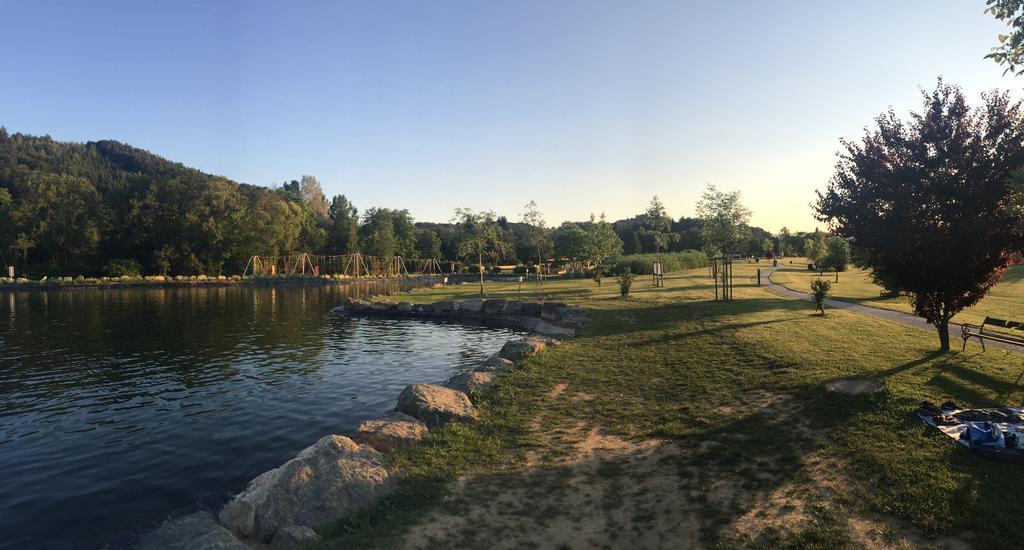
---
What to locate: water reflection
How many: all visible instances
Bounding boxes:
[0,282,519,550]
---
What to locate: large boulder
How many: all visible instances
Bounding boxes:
[431,300,460,314]
[395,384,479,428]
[219,435,392,542]
[396,302,413,312]
[328,306,348,317]
[270,524,320,550]
[353,412,428,452]
[503,300,524,315]
[474,354,515,373]
[482,299,507,314]
[346,299,371,312]
[540,302,564,321]
[136,511,249,550]
[445,370,498,393]
[499,338,546,361]
[369,301,394,312]
[532,321,576,339]
[521,302,542,317]
[461,298,484,313]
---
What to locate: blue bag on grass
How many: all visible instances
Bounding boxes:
[963,422,1006,449]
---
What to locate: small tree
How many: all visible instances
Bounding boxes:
[817,237,850,281]
[697,184,751,256]
[816,81,1024,350]
[810,279,831,314]
[617,267,635,298]
[453,208,508,295]
[519,200,552,283]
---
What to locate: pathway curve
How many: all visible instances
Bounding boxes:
[759,268,1022,354]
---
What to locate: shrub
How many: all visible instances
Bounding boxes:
[609,251,707,275]
[467,264,481,274]
[513,264,527,274]
[103,259,142,278]
[616,267,635,298]
[811,279,831,313]
[490,266,502,274]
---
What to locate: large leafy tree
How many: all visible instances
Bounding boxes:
[453,208,508,294]
[415,228,442,260]
[583,213,624,270]
[816,81,1024,350]
[985,0,1024,74]
[299,175,329,219]
[326,194,360,254]
[696,184,751,257]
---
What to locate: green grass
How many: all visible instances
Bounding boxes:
[770,258,1024,326]
[315,265,1024,549]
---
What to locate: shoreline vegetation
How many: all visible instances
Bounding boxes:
[0,273,448,291]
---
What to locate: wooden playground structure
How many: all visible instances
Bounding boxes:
[242,253,446,279]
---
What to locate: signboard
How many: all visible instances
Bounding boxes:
[652,261,664,287]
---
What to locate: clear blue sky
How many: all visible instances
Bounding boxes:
[1,0,1018,231]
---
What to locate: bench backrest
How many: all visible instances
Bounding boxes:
[983,317,1024,332]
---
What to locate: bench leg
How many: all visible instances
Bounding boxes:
[962,336,968,351]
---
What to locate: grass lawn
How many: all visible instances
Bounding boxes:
[313,265,1024,549]
[769,259,1024,327]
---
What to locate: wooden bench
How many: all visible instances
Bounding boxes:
[962,317,1024,351]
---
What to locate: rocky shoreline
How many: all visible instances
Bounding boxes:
[134,297,586,550]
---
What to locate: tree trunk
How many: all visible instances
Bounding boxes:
[537,245,542,285]
[936,317,951,351]
[478,249,484,295]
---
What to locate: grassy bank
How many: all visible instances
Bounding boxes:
[770,259,1024,326]
[316,265,1024,549]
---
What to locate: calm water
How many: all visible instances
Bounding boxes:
[0,283,520,550]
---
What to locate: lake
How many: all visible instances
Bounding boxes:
[0,282,521,550]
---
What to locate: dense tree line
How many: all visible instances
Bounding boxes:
[0,130,802,278]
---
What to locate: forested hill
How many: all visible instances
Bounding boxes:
[0,129,799,279]
[0,129,327,277]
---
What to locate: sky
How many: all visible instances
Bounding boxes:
[0,0,1019,232]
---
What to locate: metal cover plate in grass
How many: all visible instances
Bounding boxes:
[825,377,883,395]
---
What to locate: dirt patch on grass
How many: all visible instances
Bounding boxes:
[394,436,700,550]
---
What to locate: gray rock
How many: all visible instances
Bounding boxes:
[396,302,413,312]
[460,298,484,313]
[499,338,546,361]
[353,412,428,452]
[369,301,394,312]
[540,302,564,321]
[474,354,515,373]
[445,370,498,393]
[532,321,575,339]
[412,303,432,314]
[347,299,371,312]
[270,524,320,550]
[431,300,460,314]
[482,299,507,314]
[395,384,479,428]
[219,435,392,542]
[136,511,248,550]
[521,302,542,317]
[503,300,524,315]
[328,306,348,317]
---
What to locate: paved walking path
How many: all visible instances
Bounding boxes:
[760,268,1022,354]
